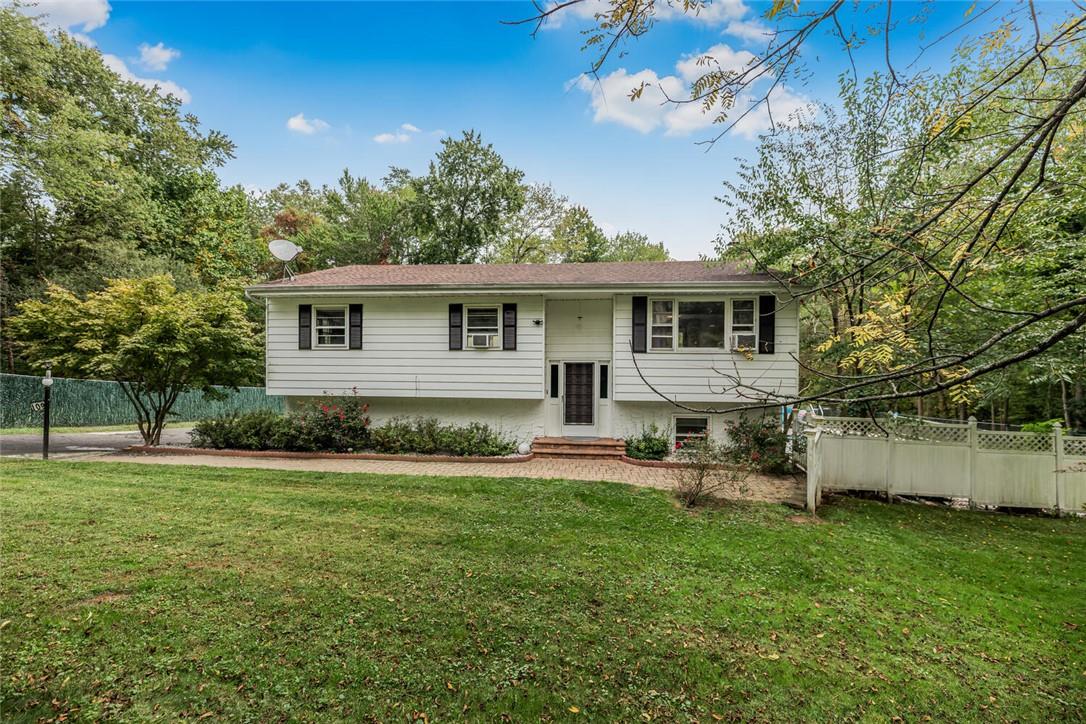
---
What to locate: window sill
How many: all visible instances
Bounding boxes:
[646,348,758,355]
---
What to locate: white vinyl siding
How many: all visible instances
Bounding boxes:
[612,293,799,403]
[266,295,544,399]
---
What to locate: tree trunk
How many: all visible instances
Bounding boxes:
[1061,378,1071,430]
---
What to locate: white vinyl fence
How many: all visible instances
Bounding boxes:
[804,415,1086,514]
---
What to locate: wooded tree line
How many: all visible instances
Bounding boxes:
[533,0,1086,431]
[0,9,667,375]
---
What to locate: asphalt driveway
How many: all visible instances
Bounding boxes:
[0,428,192,458]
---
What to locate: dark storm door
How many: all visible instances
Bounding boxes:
[564,362,594,425]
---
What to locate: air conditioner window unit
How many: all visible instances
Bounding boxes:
[469,333,497,349]
[731,333,757,351]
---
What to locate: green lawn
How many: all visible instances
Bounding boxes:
[2,461,1083,721]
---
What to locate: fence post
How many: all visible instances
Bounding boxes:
[806,429,820,513]
[967,416,978,509]
[1053,422,1063,515]
[884,418,895,502]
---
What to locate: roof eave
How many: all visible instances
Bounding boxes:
[245,278,791,298]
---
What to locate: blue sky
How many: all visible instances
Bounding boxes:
[21,0,1069,259]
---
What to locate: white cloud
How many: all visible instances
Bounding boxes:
[674,43,755,83]
[18,0,111,33]
[655,0,748,24]
[574,42,809,139]
[138,42,181,71]
[543,0,746,30]
[373,132,411,144]
[724,18,771,44]
[575,68,683,134]
[372,123,440,144]
[728,84,811,139]
[286,113,330,135]
[102,54,191,104]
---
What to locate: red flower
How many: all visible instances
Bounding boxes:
[751,451,761,461]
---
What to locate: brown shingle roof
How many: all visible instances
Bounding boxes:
[248,261,777,292]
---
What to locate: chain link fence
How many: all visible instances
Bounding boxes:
[1,373,284,428]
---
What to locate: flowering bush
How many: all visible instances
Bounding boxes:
[290,397,371,452]
[724,417,790,474]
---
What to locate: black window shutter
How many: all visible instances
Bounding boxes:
[502,303,517,350]
[298,304,312,350]
[758,295,776,354]
[599,364,609,399]
[449,303,463,350]
[349,304,363,350]
[631,296,648,353]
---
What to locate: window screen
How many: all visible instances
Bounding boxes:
[314,307,346,347]
[651,300,673,349]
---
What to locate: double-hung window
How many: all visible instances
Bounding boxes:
[465,306,500,349]
[314,307,347,347]
[730,299,757,351]
[651,300,674,349]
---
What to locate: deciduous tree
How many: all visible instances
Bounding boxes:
[9,276,262,445]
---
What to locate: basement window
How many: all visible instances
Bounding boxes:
[674,417,709,448]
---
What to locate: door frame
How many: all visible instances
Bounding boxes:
[554,359,599,437]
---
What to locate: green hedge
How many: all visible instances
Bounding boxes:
[0,373,284,428]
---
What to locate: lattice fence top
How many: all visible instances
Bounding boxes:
[893,419,969,444]
[813,416,887,438]
[1064,436,1086,457]
[978,430,1053,453]
[810,415,1083,455]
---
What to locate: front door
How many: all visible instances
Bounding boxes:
[562,362,596,436]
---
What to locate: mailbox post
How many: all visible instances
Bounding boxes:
[41,362,53,460]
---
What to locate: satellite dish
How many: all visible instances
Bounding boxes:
[269,238,302,262]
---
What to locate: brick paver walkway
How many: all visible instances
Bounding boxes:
[78,451,806,506]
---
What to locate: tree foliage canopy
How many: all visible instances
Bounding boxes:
[9,276,262,444]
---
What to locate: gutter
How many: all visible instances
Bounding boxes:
[245,280,794,298]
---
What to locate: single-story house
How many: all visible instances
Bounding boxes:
[245,261,798,450]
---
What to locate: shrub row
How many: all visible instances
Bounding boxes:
[191,400,517,457]
[623,417,790,473]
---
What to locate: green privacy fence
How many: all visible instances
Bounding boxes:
[1,373,284,429]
